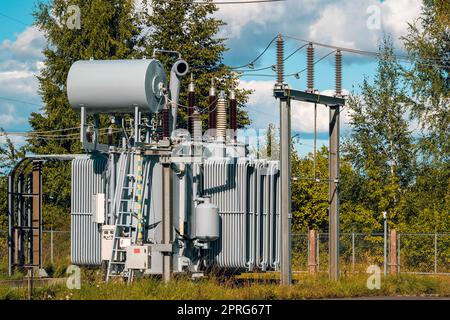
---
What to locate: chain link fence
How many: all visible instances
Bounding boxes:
[0,230,449,277]
[292,232,450,274]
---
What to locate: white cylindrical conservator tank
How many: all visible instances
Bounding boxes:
[67,59,167,113]
[195,197,220,241]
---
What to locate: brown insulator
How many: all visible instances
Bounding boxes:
[188,74,195,134]
[107,126,113,145]
[162,108,170,139]
[86,126,93,143]
[335,50,342,97]
[229,89,237,142]
[307,43,314,92]
[276,35,284,85]
[209,79,217,131]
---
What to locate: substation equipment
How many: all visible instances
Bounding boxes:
[8,55,282,282]
[8,36,345,284]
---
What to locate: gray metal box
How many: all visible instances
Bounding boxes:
[125,245,151,270]
[101,225,115,261]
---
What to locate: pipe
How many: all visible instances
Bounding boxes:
[109,152,116,225]
[170,59,189,132]
[161,159,173,283]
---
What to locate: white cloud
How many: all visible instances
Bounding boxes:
[216,0,422,65]
[0,26,44,132]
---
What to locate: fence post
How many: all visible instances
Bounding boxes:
[316,232,320,272]
[434,233,438,274]
[308,230,317,274]
[351,232,355,273]
[389,229,398,274]
[397,233,401,274]
[383,212,387,277]
[50,229,54,265]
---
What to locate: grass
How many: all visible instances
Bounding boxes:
[0,272,449,300]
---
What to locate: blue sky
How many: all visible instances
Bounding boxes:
[0,0,423,156]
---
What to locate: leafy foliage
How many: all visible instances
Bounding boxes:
[402,0,450,163]
[343,37,416,228]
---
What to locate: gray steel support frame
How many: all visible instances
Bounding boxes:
[161,158,173,282]
[329,105,340,281]
[274,87,344,282]
[279,97,292,285]
[7,175,13,276]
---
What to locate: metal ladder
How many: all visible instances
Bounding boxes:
[106,152,137,281]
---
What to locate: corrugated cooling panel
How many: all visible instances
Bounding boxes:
[71,156,107,266]
[204,159,280,271]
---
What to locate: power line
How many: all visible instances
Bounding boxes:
[187,0,285,4]
[0,12,29,26]
[229,35,278,69]
[237,43,309,73]
[239,49,336,78]
[232,34,447,75]
[286,49,337,77]
[0,96,42,107]
[283,35,449,67]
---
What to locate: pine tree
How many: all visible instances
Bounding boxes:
[343,37,415,229]
[28,0,142,227]
[141,0,251,130]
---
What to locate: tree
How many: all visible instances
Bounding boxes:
[291,146,329,232]
[29,0,142,227]
[343,37,416,229]
[402,0,449,163]
[399,0,450,233]
[141,0,251,130]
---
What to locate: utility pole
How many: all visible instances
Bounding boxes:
[276,34,292,286]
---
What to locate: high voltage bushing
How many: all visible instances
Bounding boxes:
[307,43,314,92]
[229,89,237,142]
[335,50,342,97]
[276,35,284,85]
[216,91,227,141]
[209,79,217,131]
[188,73,195,134]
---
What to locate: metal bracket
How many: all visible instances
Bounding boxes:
[151,243,174,254]
[274,88,345,106]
